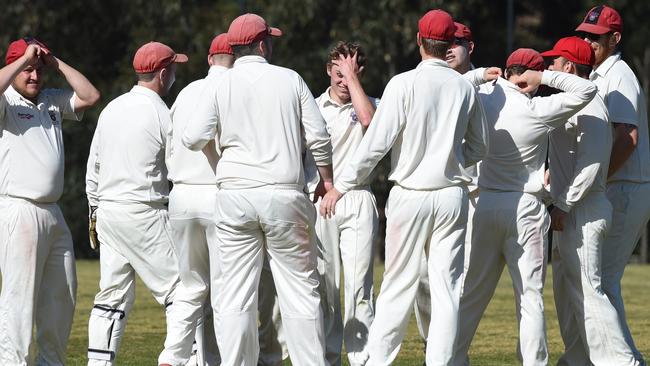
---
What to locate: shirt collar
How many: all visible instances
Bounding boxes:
[5,85,42,107]
[233,55,268,67]
[320,87,352,108]
[592,52,621,80]
[208,65,229,76]
[131,85,165,104]
[416,58,451,69]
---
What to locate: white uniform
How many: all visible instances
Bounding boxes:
[314,89,379,366]
[0,86,80,365]
[168,65,228,366]
[335,58,488,365]
[86,85,196,366]
[591,53,650,365]
[549,93,639,365]
[183,55,332,366]
[453,71,597,366]
[414,68,486,341]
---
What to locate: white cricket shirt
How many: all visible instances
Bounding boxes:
[335,58,488,193]
[591,53,650,184]
[549,94,611,212]
[167,65,228,185]
[0,86,81,203]
[315,88,379,187]
[477,71,597,195]
[183,55,332,190]
[86,86,171,206]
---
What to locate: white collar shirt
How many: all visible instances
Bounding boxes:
[0,86,81,203]
[86,85,171,205]
[549,94,611,212]
[335,58,489,193]
[315,88,379,187]
[590,53,650,183]
[183,55,332,190]
[167,65,229,184]
[477,71,597,195]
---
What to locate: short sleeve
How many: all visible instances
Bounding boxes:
[606,73,640,127]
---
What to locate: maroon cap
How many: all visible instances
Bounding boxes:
[576,5,622,35]
[454,22,473,42]
[5,37,50,65]
[541,36,595,66]
[132,41,188,73]
[418,10,455,42]
[227,13,282,46]
[506,48,545,71]
[209,33,233,56]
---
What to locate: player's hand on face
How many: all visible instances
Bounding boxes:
[550,206,566,231]
[319,187,343,219]
[511,70,543,94]
[483,67,502,82]
[332,52,361,81]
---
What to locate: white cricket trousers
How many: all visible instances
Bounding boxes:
[453,191,549,366]
[213,188,327,366]
[168,184,221,365]
[602,181,650,365]
[0,197,77,366]
[415,192,477,341]
[364,185,467,366]
[315,188,378,366]
[87,202,196,366]
[258,257,288,366]
[552,192,639,366]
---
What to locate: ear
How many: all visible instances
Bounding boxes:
[208,55,215,66]
[326,64,332,77]
[611,31,621,47]
[564,60,575,74]
[258,39,267,56]
[159,67,168,83]
[416,32,422,47]
[467,41,475,55]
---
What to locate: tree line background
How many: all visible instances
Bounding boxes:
[1,0,648,259]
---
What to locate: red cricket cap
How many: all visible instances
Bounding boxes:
[418,9,455,42]
[541,36,595,66]
[227,13,282,46]
[5,37,50,65]
[576,5,622,35]
[506,48,545,71]
[209,33,233,56]
[132,41,188,73]
[454,22,473,42]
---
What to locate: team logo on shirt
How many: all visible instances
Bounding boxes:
[48,111,59,124]
[17,112,34,120]
[350,111,359,124]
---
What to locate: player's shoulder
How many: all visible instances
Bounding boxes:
[580,93,609,121]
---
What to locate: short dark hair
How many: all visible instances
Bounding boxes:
[574,63,592,78]
[421,38,451,59]
[231,37,270,59]
[136,72,156,82]
[505,65,529,78]
[327,41,366,69]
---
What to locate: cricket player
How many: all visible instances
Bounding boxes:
[183,13,332,366]
[167,33,233,366]
[314,41,379,366]
[321,9,488,365]
[86,41,197,366]
[576,6,650,364]
[452,49,598,366]
[0,37,100,365]
[543,36,640,366]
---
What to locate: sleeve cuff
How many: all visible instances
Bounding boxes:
[541,70,554,86]
[334,181,352,194]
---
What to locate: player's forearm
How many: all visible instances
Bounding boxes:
[346,74,375,128]
[0,56,30,94]
[56,58,100,111]
[316,164,334,185]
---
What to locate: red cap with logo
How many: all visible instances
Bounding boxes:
[132,41,188,73]
[541,36,595,66]
[5,37,50,65]
[209,33,233,56]
[227,13,282,46]
[506,48,545,71]
[576,5,622,35]
[418,9,455,42]
[454,22,473,42]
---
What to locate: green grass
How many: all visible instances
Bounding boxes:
[65,261,650,365]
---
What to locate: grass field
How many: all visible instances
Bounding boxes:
[64,260,650,365]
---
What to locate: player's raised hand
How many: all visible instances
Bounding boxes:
[333,52,362,80]
[319,187,343,218]
[23,44,44,66]
[483,67,502,82]
[510,70,543,94]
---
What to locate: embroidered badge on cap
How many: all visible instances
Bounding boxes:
[586,5,603,24]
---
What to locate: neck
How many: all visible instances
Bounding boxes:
[457,62,471,74]
[137,81,163,96]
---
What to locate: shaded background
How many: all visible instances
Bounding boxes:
[1,0,648,259]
